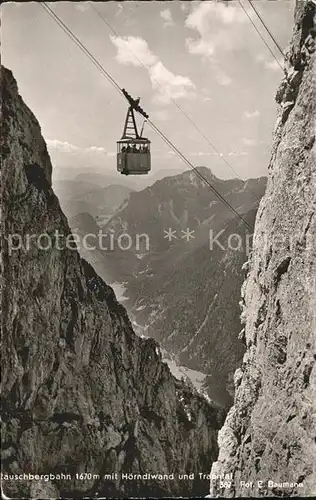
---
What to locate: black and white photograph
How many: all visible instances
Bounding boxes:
[1,0,315,498]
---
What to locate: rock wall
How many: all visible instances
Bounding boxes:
[210,2,316,497]
[0,67,224,499]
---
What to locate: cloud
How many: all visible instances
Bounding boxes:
[150,62,196,103]
[190,151,250,162]
[228,151,249,157]
[185,1,245,56]
[192,152,218,157]
[256,54,282,72]
[264,59,281,71]
[110,35,195,104]
[151,109,171,121]
[186,1,245,33]
[110,36,158,67]
[47,140,115,171]
[75,3,90,13]
[243,110,260,119]
[47,139,79,153]
[185,38,215,58]
[181,4,190,13]
[216,73,233,86]
[47,140,110,156]
[88,146,108,154]
[192,151,248,158]
[242,138,257,147]
[116,4,123,17]
[184,36,232,86]
[160,8,175,27]
[184,3,246,86]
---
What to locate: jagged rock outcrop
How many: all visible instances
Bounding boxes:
[210,2,316,497]
[0,67,225,499]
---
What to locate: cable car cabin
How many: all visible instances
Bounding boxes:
[117,138,151,175]
[117,90,151,175]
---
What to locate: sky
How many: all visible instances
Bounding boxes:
[3,1,295,183]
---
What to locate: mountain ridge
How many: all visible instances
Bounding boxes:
[81,167,267,406]
[1,66,224,499]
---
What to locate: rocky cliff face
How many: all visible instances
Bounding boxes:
[0,67,224,499]
[210,2,316,497]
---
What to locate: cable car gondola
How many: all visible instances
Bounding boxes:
[117,89,151,175]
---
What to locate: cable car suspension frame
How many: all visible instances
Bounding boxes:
[117,89,151,175]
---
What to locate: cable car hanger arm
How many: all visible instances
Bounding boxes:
[121,88,149,119]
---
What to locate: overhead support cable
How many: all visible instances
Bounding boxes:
[41,2,255,232]
[41,2,122,94]
[237,0,284,71]
[89,1,261,203]
[247,0,285,58]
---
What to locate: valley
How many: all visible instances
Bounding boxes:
[55,167,267,407]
